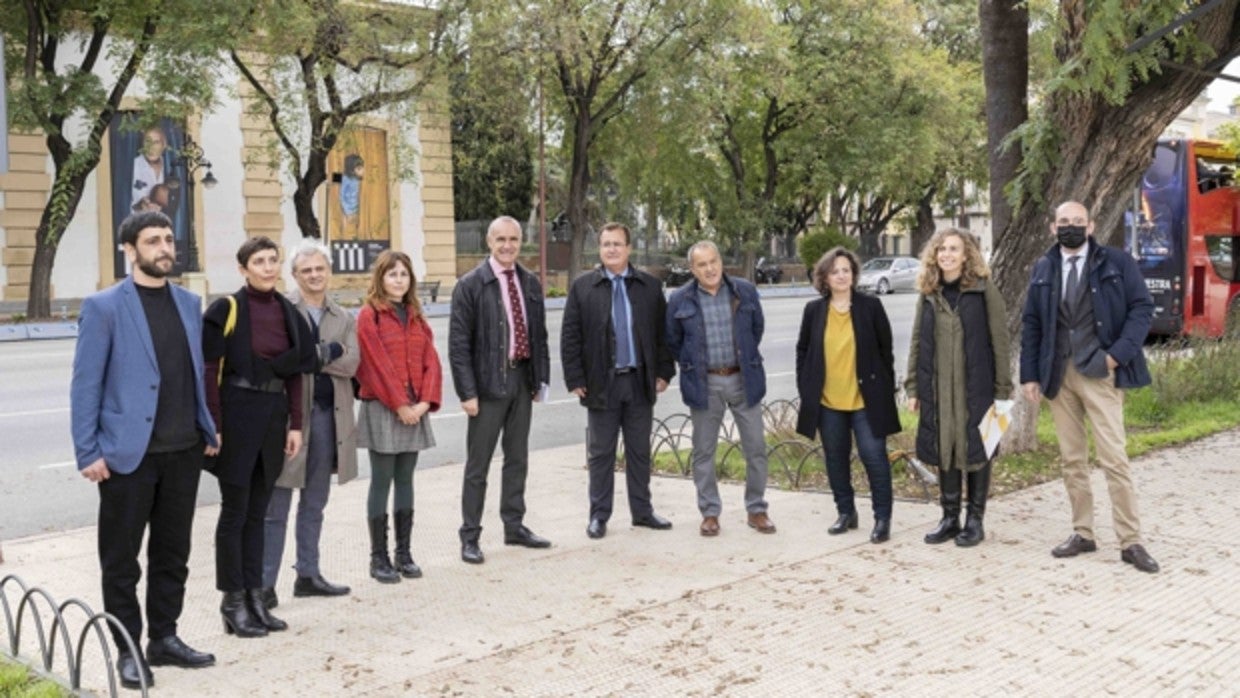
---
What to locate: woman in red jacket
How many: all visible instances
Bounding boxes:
[354,250,443,583]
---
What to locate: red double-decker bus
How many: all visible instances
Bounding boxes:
[1124,138,1240,337]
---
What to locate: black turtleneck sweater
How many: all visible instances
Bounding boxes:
[136,282,199,452]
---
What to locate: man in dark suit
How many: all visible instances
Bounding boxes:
[1021,200,1159,574]
[449,215,553,564]
[561,222,677,539]
[71,211,220,689]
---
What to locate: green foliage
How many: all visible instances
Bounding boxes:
[0,658,71,698]
[2,0,246,317]
[1004,0,1226,217]
[1132,338,1240,422]
[798,226,856,270]
[449,54,535,221]
[231,0,461,236]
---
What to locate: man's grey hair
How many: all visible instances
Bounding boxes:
[487,215,524,241]
[288,238,332,271]
[687,239,720,264]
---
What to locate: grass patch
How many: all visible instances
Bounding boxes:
[0,657,71,698]
[651,336,1240,500]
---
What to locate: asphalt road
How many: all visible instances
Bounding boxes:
[0,291,919,539]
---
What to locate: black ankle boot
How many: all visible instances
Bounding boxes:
[220,591,266,638]
[246,589,288,631]
[393,509,423,579]
[368,515,401,584]
[828,512,858,535]
[955,464,991,547]
[925,468,962,544]
[870,518,891,544]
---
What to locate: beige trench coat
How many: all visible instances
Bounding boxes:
[275,290,359,487]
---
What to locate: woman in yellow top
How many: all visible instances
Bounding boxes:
[795,247,902,543]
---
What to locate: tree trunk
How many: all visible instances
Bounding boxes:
[566,109,593,283]
[292,184,322,239]
[912,186,937,256]
[27,169,90,319]
[978,0,1033,450]
[983,0,1240,454]
[978,0,1028,250]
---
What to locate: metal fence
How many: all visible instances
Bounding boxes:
[2,573,146,696]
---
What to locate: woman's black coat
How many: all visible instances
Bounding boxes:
[795,292,901,440]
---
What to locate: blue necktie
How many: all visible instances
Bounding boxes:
[613,276,632,368]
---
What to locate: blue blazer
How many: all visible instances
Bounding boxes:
[71,276,218,474]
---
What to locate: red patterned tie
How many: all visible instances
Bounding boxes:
[504,269,530,360]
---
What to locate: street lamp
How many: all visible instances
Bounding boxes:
[166,135,217,273]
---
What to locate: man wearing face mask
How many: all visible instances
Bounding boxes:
[1020,200,1159,574]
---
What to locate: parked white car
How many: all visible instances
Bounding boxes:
[858,256,921,294]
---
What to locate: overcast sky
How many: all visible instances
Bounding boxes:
[1206,57,1240,111]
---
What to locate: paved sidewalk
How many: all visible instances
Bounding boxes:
[3,429,1237,696]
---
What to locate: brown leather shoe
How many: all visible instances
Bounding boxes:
[1051,533,1097,558]
[699,516,720,537]
[747,511,776,534]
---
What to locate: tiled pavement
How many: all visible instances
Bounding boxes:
[3,429,1237,695]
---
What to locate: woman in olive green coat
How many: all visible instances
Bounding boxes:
[905,229,1012,547]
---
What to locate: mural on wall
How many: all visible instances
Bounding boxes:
[326,126,391,273]
[108,112,192,278]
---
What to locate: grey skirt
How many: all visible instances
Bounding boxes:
[357,400,436,454]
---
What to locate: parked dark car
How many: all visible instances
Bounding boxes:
[754,257,783,284]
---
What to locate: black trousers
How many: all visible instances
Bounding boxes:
[459,366,531,543]
[98,445,203,648]
[216,457,275,591]
[586,371,655,522]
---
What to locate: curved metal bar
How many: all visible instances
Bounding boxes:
[14,586,62,672]
[794,443,825,491]
[1,574,32,655]
[766,440,818,489]
[77,611,147,696]
[650,415,676,443]
[650,433,689,475]
[2,575,144,696]
[761,398,801,433]
[716,441,744,477]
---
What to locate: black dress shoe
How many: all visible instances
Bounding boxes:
[870,519,891,544]
[587,519,607,539]
[633,513,673,530]
[1121,544,1160,573]
[828,512,858,535]
[294,574,351,597]
[146,635,215,668]
[258,586,278,610]
[116,650,153,690]
[1051,533,1098,558]
[461,541,485,564]
[504,525,552,548]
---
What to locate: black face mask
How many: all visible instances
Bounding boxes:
[1057,224,1087,249]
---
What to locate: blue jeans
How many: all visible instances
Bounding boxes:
[818,405,893,521]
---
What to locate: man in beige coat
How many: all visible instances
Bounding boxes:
[260,240,359,607]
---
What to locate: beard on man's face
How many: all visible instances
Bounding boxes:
[137,254,175,278]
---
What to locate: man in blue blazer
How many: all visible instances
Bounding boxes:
[71,211,220,689]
